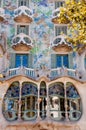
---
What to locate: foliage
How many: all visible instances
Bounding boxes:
[58,0,86,52]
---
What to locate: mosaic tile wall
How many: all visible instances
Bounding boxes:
[1,0,76,69]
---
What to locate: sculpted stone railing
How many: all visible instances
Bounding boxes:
[14,6,33,18]
[6,66,35,79]
[14,6,33,23]
[50,67,79,80]
[12,33,33,51]
[1,66,84,81]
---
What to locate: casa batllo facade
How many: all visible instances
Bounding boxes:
[0,0,86,130]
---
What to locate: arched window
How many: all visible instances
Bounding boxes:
[21,82,38,120]
[49,82,64,121]
[39,81,47,119]
[2,81,19,121]
[49,82,82,121]
[66,82,82,121]
[2,81,38,121]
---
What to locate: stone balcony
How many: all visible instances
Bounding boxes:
[52,8,60,24]
[5,66,35,79]
[14,6,33,23]
[0,8,5,22]
[0,66,85,82]
[12,33,33,51]
[51,35,73,54]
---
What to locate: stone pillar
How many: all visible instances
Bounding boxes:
[46,84,50,119]
[18,82,22,121]
[64,82,69,121]
[37,84,41,120]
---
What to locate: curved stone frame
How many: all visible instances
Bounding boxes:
[2,81,20,121]
[2,79,82,122]
[21,82,38,121]
[66,82,82,121]
[2,81,38,121]
[48,82,82,121]
[49,82,64,121]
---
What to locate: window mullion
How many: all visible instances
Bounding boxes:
[18,83,22,121]
[64,82,69,121]
[62,56,63,67]
[37,84,40,119]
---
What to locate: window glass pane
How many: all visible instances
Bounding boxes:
[17,25,29,35]
[16,54,28,67]
[56,55,62,67]
[55,26,67,36]
[55,1,64,9]
[63,55,69,68]
[56,55,69,68]
[18,0,29,7]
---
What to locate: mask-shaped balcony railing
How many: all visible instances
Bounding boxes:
[14,6,33,23]
[0,8,5,22]
[12,33,33,51]
[51,35,73,54]
[52,8,70,24]
[52,8,60,24]
[1,65,85,81]
[50,67,84,81]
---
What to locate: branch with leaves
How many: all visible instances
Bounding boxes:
[58,0,86,53]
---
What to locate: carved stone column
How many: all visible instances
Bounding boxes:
[18,81,22,121]
[64,82,69,121]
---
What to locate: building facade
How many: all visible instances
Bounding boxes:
[0,0,86,130]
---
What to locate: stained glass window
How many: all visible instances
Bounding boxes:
[49,82,64,120]
[49,82,82,121]
[2,81,38,121]
[21,82,38,120]
[2,81,82,122]
[2,81,19,121]
[66,82,82,121]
